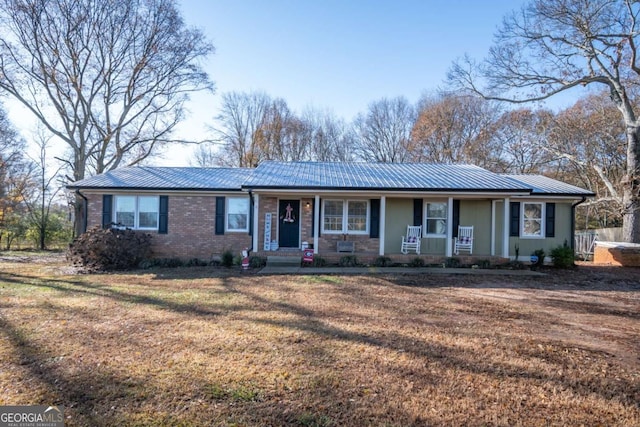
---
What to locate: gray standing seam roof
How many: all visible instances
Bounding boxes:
[67,167,253,191]
[501,174,595,196]
[66,162,594,197]
[242,161,531,192]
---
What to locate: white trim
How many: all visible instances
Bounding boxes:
[249,189,532,198]
[423,199,448,238]
[313,195,320,254]
[520,201,545,239]
[321,198,370,235]
[226,197,250,233]
[379,196,386,256]
[113,195,159,230]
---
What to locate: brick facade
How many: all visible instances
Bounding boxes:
[85,193,251,260]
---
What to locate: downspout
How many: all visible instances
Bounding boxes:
[75,189,88,235]
[571,197,587,251]
[247,190,254,254]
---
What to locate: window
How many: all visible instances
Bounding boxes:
[424,201,447,237]
[322,199,369,234]
[227,197,249,232]
[522,202,544,238]
[347,201,367,232]
[114,195,158,229]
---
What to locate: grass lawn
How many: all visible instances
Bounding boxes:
[1,254,639,426]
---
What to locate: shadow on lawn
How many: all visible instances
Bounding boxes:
[2,269,639,425]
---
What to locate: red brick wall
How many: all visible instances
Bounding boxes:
[85,193,250,260]
[256,196,379,253]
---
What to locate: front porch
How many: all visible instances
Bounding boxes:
[253,249,509,267]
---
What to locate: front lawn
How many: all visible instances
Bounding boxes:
[1,255,639,426]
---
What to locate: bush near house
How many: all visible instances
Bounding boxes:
[67,225,152,272]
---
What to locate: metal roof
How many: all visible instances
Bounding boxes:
[501,174,595,197]
[66,162,594,197]
[67,166,252,191]
[242,161,531,192]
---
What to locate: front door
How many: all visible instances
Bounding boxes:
[278,200,300,248]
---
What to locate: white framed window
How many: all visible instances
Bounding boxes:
[424,201,447,237]
[227,197,250,232]
[322,199,369,234]
[114,195,158,230]
[522,202,544,238]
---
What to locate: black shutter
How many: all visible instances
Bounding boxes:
[158,196,168,234]
[545,203,555,238]
[413,199,423,227]
[452,200,460,237]
[215,196,225,235]
[318,198,322,236]
[311,199,315,237]
[370,199,380,238]
[102,195,113,228]
[510,202,520,237]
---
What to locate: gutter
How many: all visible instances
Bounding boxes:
[571,197,588,251]
[75,189,89,235]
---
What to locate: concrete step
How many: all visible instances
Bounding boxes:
[266,255,301,267]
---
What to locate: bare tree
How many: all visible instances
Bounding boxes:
[411,93,502,169]
[302,108,355,162]
[491,108,556,174]
[449,0,640,242]
[0,0,213,235]
[210,91,271,167]
[353,97,416,163]
[549,92,627,227]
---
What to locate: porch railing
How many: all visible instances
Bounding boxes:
[575,231,597,260]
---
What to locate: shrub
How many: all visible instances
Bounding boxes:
[139,257,184,269]
[550,241,575,268]
[409,257,425,268]
[220,249,234,268]
[339,255,358,267]
[67,225,152,272]
[444,257,460,268]
[249,255,267,268]
[373,256,393,267]
[312,256,327,267]
[186,258,208,267]
[478,259,491,269]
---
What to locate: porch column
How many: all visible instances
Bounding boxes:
[446,196,453,257]
[252,193,259,252]
[502,197,510,259]
[379,196,386,256]
[313,195,320,254]
[491,200,497,256]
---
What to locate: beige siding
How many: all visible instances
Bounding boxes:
[384,198,413,254]
[458,200,492,256]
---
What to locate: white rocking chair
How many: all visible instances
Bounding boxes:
[401,225,422,254]
[454,225,474,255]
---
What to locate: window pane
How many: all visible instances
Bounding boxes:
[425,202,447,235]
[347,201,367,232]
[115,196,135,227]
[323,201,344,232]
[228,213,247,230]
[227,198,249,231]
[138,196,158,228]
[522,203,543,236]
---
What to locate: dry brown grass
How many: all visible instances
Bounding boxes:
[1,254,639,426]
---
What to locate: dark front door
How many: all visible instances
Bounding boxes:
[278,200,300,248]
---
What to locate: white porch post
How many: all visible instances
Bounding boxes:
[313,195,320,254]
[502,197,510,259]
[446,196,453,257]
[491,200,496,256]
[252,193,259,252]
[379,196,386,256]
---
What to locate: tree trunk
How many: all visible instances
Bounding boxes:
[73,195,86,239]
[622,126,640,243]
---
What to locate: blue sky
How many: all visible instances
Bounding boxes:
[169,0,542,165]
